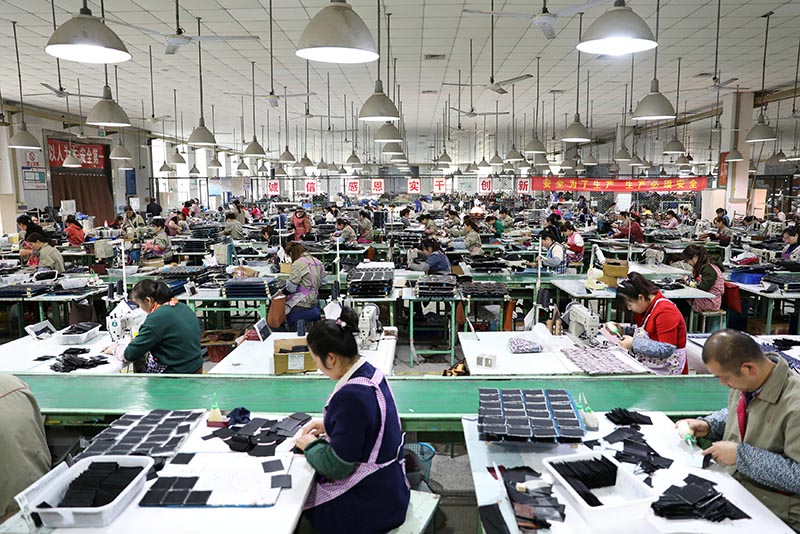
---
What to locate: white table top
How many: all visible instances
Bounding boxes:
[209,332,397,375]
[734,283,800,301]
[0,411,315,534]
[551,278,715,301]
[177,287,271,302]
[463,411,793,534]
[627,262,691,276]
[0,332,124,374]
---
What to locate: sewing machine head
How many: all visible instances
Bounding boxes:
[566,304,600,346]
[358,304,380,351]
[106,300,147,342]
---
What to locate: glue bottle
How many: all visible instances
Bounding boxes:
[577,392,599,431]
[208,392,224,423]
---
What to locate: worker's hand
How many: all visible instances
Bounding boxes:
[102,342,118,355]
[295,432,320,451]
[674,418,710,438]
[619,335,634,350]
[702,440,738,466]
[301,419,326,438]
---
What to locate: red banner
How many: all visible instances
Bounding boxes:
[407,177,421,194]
[432,177,447,194]
[516,177,531,194]
[529,176,707,192]
[267,179,280,196]
[478,176,493,194]
[371,178,385,194]
[346,178,360,195]
[304,179,318,194]
[48,139,106,169]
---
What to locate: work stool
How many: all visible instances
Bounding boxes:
[568,262,585,274]
[692,309,727,333]
[389,490,442,534]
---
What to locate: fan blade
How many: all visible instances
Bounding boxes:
[25,93,58,97]
[190,35,260,42]
[462,8,533,19]
[442,82,475,87]
[717,78,739,87]
[74,93,104,99]
[284,92,316,98]
[495,74,533,86]
[474,112,510,116]
[553,0,610,19]
[450,107,471,114]
[41,82,62,93]
[165,41,181,55]
[225,92,275,97]
[487,85,508,95]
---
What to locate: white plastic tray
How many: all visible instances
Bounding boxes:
[56,324,101,345]
[543,451,654,532]
[20,455,153,528]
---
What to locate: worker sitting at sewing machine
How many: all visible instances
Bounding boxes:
[332,218,358,245]
[418,213,438,237]
[611,211,644,243]
[408,238,452,274]
[662,210,681,229]
[699,216,733,247]
[104,280,203,374]
[610,272,688,375]
[122,206,146,229]
[740,215,761,233]
[538,226,568,274]
[142,217,172,260]
[357,211,373,244]
[779,227,800,264]
[562,222,584,264]
[485,214,504,239]
[460,219,483,256]
[223,211,246,240]
[25,233,64,273]
[772,206,786,222]
[283,242,324,330]
[682,244,725,318]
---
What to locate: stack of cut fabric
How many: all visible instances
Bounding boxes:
[223,278,272,298]
[459,281,507,298]
[0,282,51,298]
[347,268,394,297]
[415,274,457,297]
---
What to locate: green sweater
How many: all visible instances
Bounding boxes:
[124,302,202,373]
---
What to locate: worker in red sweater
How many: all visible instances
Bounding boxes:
[612,272,688,374]
[612,211,645,243]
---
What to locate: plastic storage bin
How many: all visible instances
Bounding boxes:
[21,455,153,528]
[56,324,101,345]
[543,452,654,531]
[729,271,765,285]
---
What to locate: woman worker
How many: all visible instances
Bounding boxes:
[418,213,438,237]
[64,215,85,245]
[461,218,483,256]
[284,243,324,328]
[780,226,800,263]
[682,244,725,316]
[538,226,568,274]
[331,218,357,245]
[105,280,202,374]
[25,233,65,273]
[142,217,172,260]
[357,210,374,243]
[16,215,45,266]
[291,208,312,241]
[662,210,680,229]
[408,238,452,274]
[612,211,644,243]
[297,307,410,534]
[562,222,584,264]
[613,272,688,374]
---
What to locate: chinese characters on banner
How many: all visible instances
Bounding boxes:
[516,178,530,194]
[371,178,384,194]
[528,176,707,192]
[267,179,281,196]
[407,177,421,194]
[47,139,106,169]
[304,179,318,195]
[346,179,360,195]
[479,177,493,194]
[432,177,447,194]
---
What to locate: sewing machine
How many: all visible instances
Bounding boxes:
[763,221,786,239]
[106,300,147,342]
[643,247,665,265]
[358,303,381,351]
[692,220,712,239]
[566,304,600,346]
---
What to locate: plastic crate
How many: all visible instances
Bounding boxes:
[404,442,436,481]
[21,455,153,528]
[729,271,765,285]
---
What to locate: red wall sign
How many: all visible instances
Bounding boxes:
[48,139,106,169]
[407,177,421,194]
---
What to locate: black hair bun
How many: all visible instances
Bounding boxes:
[338,307,360,333]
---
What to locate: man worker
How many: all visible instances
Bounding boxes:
[676,329,800,530]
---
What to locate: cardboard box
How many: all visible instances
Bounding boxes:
[273,337,316,375]
[600,275,622,288]
[746,318,790,335]
[279,263,292,274]
[603,259,629,278]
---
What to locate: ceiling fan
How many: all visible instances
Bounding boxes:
[448,40,510,121]
[290,62,343,120]
[463,0,610,40]
[445,1,532,95]
[224,0,313,108]
[106,0,259,55]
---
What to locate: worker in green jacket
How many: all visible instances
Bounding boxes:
[105,280,203,374]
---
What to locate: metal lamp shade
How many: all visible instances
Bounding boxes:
[726,148,744,162]
[534,153,550,167]
[296,0,378,64]
[614,146,631,161]
[346,151,362,167]
[609,161,620,172]
[663,134,685,154]
[478,157,491,170]
[189,164,200,175]
[629,155,643,166]
[390,152,408,163]
[559,158,575,170]
[675,154,689,165]
[188,117,217,146]
[279,146,296,163]
[745,113,777,143]
[168,148,185,165]
[300,154,315,169]
[576,2,657,56]
[317,159,329,170]
[374,122,402,143]
[359,80,400,122]
[504,146,524,162]
[45,12,131,64]
[583,152,598,165]
[257,161,269,173]
[632,79,676,121]
[438,149,453,164]
[274,162,287,176]
[208,154,223,168]
[244,136,266,156]
[109,140,132,160]
[237,160,250,171]
[158,161,172,173]
[381,142,403,155]
[561,114,591,143]
[524,136,547,154]
[86,85,130,127]
[489,151,504,165]
[63,150,82,168]
[9,122,41,149]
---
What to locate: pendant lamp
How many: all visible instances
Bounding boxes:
[317,159,329,170]
[583,152,598,166]
[534,153,549,167]
[158,161,172,173]
[169,147,185,165]
[478,157,491,171]
[562,16,592,142]
[726,148,744,162]
[188,18,217,146]
[63,149,82,168]
[110,138,132,160]
[296,0,378,64]
[746,14,777,144]
[633,1,676,121]
[46,0,130,64]
[664,133,685,154]
[10,22,42,149]
[274,162,287,176]
[382,142,403,156]
[615,146,631,161]
[244,61,266,156]
[237,160,249,172]
[527,57,547,153]
[489,151,504,165]
[374,122,402,143]
[560,157,575,170]
[629,154,643,167]
[346,150,362,168]
[577,0,657,56]
[609,161,620,173]
[359,2,399,122]
[86,83,130,127]
[300,153,315,170]
[189,164,200,175]
[257,160,269,173]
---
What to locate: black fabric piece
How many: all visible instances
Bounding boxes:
[151,477,177,490]
[56,462,143,508]
[171,453,194,465]
[603,427,643,444]
[238,418,270,437]
[478,504,512,534]
[247,444,278,457]
[605,408,652,426]
[549,456,617,507]
[172,477,198,490]
[163,490,189,506]
[652,475,750,522]
[185,491,212,506]
[139,489,167,506]
[271,474,292,489]
[262,459,284,473]
[212,427,235,439]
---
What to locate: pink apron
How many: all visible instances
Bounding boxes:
[633,298,687,375]
[285,256,323,313]
[304,367,407,509]
[692,264,724,312]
